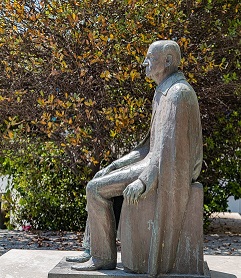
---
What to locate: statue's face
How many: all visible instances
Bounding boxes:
[143,44,165,80]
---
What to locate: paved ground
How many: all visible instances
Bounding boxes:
[204,212,241,256]
[0,230,85,256]
[0,212,241,257]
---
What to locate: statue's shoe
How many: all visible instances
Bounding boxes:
[71,257,116,271]
[66,250,91,263]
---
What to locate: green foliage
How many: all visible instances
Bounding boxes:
[202,106,241,224]
[0,141,87,230]
[0,0,240,229]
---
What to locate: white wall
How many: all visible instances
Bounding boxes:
[228,196,241,213]
[0,176,12,193]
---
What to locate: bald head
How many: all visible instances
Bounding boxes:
[151,40,181,68]
[143,40,181,84]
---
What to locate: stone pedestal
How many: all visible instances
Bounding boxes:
[48,256,211,278]
[48,256,146,278]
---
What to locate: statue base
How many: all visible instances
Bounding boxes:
[48,256,211,278]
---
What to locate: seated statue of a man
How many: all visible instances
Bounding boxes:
[71,40,203,273]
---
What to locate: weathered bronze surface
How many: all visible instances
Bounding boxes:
[70,40,205,277]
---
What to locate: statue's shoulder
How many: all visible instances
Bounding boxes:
[167,80,196,104]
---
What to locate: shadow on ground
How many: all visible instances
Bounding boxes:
[211,270,237,278]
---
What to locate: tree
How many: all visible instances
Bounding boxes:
[0,0,240,229]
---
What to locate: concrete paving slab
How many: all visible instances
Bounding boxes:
[0,250,240,278]
[0,249,80,278]
[205,255,241,277]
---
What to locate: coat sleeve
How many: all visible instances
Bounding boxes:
[113,133,150,169]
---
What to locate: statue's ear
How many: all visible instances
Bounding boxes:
[165,54,173,68]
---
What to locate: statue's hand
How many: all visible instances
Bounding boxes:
[93,162,116,179]
[123,179,145,204]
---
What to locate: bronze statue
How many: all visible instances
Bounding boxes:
[70,40,205,277]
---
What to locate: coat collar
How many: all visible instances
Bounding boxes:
[155,71,186,96]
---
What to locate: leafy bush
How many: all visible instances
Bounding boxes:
[0,141,87,230]
[202,107,241,223]
[0,0,240,229]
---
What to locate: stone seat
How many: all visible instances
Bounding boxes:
[120,182,205,277]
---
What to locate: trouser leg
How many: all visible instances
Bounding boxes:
[82,196,123,250]
[82,218,90,250]
[86,164,146,261]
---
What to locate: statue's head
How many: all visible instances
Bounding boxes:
[143,40,181,84]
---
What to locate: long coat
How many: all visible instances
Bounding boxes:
[121,71,204,276]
